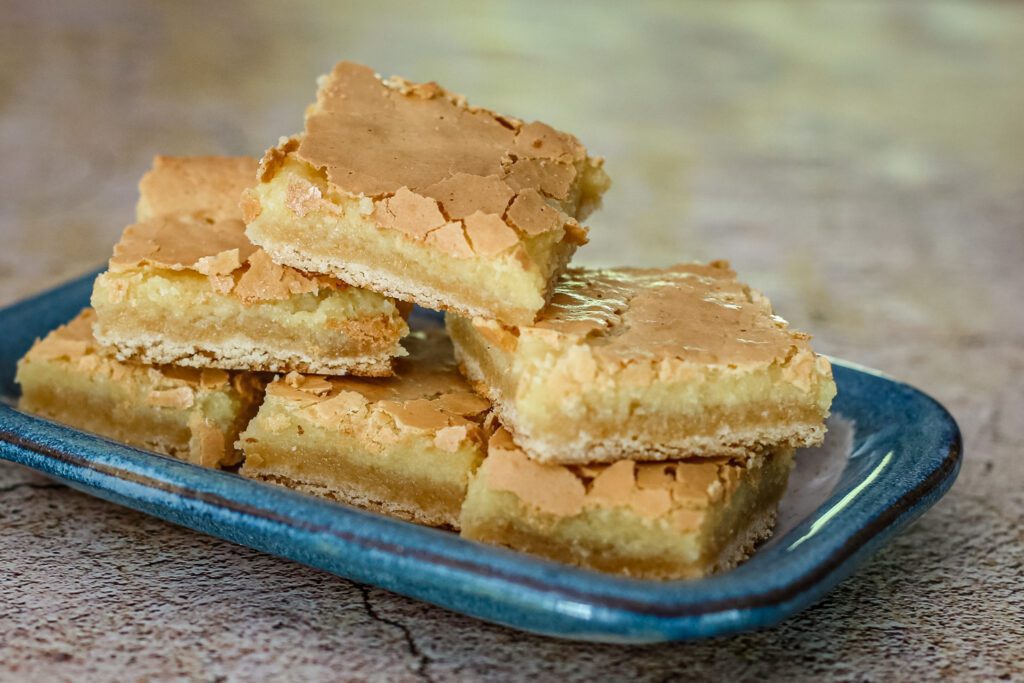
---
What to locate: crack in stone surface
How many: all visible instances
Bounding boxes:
[355,583,434,682]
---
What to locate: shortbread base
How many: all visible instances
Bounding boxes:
[253,236,574,328]
[246,473,462,529]
[95,330,398,377]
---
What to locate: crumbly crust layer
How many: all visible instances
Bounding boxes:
[254,232,575,325]
[94,329,399,376]
[247,473,462,529]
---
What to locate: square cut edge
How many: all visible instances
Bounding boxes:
[15,309,264,469]
[445,262,837,465]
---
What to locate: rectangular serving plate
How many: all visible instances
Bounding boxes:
[0,269,961,643]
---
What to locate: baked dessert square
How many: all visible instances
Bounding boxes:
[447,261,836,464]
[460,427,794,579]
[238,330,491,528]
[91,155,409,376]
[242,61,611,326]
[16,309,263,468]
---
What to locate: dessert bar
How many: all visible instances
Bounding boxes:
[238,330,491,528]
[91,155,409,376]
[16,309,263,468]
[460,427,794,579]
[242,61,610,325]
[447,261,836,464]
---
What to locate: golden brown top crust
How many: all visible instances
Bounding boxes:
[22,309,259,406]
[480,261,827,370]
[110,214,256,275]
[114,157,346,304]
[299,62,585,199]
[137,155,258,223]
[265,330,491,448]
[258,61,609,261]
[482,427,759,529]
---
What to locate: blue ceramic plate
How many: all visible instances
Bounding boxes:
[0,270,961,643]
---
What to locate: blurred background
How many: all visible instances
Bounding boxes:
[1,2,1021,677]
[2,2,1021,358]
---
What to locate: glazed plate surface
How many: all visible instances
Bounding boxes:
[0,270,961,643]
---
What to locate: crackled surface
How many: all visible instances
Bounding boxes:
[481,427,747,524]
[110,156,347,305]
[259,330,491,444]
[534,262,812,364]
[250,61,604,262]
[2,1,1023,680]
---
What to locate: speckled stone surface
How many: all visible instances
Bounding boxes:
[1,1,1022,680]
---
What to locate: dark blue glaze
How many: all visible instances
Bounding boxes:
[0,269,961,643]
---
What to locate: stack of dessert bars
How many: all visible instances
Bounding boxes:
[17,62,836,579]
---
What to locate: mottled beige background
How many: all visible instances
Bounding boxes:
[1,1,1022,681]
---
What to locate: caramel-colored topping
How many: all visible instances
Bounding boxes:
[506,189,566,236]
[266,330,491,443]
[188,413,227,468]
[485,428,586,517]
[422,173,515,220]
[110,215,256,274]
[463,212,519,256]
[116,157,346,305]
[470,318,518,353]
[27,309,96,361]
[233,249,329,304]
[482,427,752,528]
[270,61,606,261]
[424,221,474,258]
[433,424,471,453]
[490,262,820,370]
[199,368,231,389]
[372,187,447,239]
[137,155,258,223]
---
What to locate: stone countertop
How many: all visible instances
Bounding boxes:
[1,1,1021,680]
